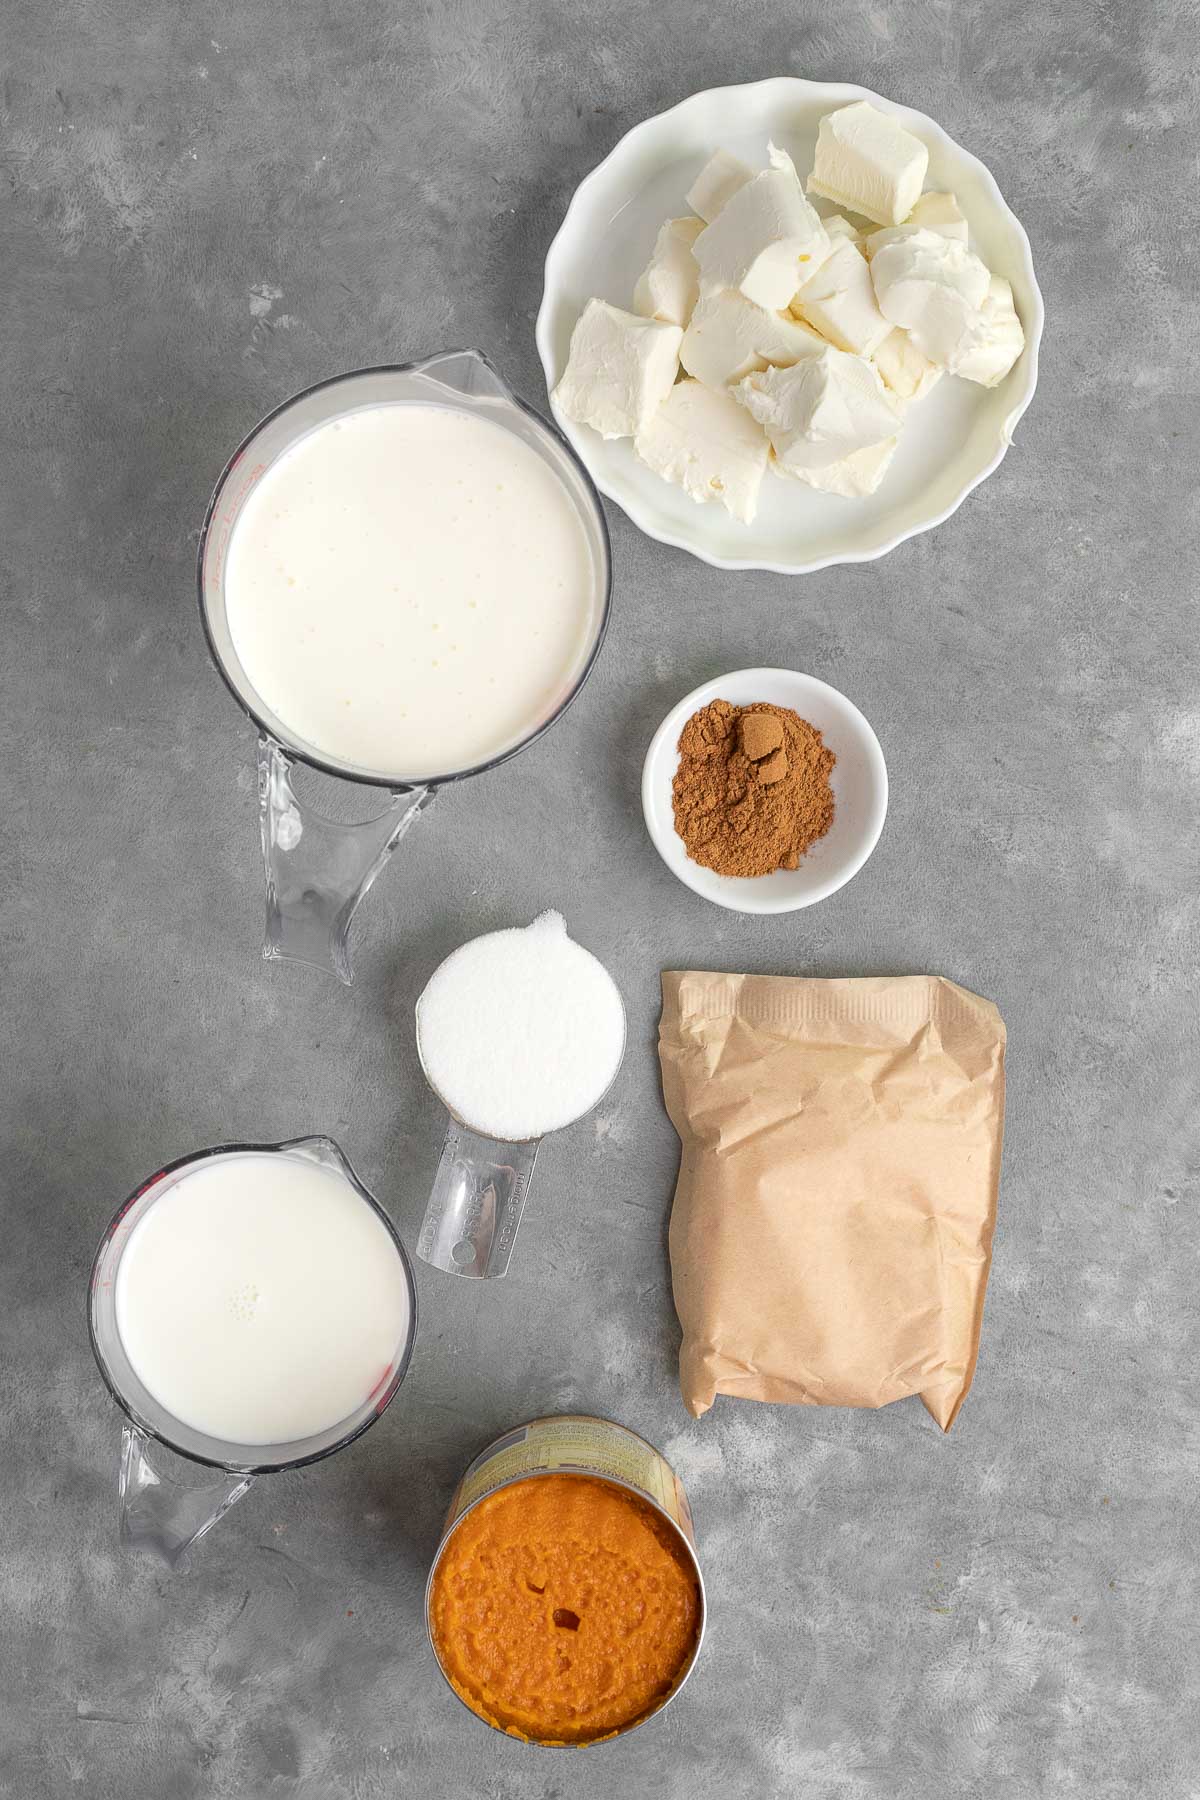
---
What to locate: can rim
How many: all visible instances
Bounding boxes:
[424,1417,706,1750]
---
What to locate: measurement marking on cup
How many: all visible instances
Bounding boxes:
[494,1172,527,1258]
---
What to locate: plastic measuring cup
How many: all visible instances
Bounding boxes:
[197,351,612,984]
[415,1000,626,1281]
[88,1135,417,1568]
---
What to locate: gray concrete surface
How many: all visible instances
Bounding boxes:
[2,2,1198,1795]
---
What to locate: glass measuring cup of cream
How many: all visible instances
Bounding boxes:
[89,1136,417,1567]
[198,352,611,983]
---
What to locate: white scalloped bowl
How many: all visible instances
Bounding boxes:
[536,77,1043,575]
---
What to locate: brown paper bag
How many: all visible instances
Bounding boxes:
[659,973,1006,1430]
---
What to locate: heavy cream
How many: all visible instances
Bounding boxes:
[115,1151,411,1446]
[224,404,600,780]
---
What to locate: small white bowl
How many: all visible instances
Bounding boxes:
[537,76,1043,574]
[641,668,887,913]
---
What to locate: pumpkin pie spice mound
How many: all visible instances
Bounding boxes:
[672,699,835,877]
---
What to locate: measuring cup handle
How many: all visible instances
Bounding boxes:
[417,1121,541,1279]
[258,737,433,985]
[118,1424,256,1570]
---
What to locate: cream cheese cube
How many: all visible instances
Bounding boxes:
[951,275,1025,386]
[735,348,899,473]
[634,378,769,523]
[681,289,825,390]
[872,326,943,402]
[823,213,865,247]
[633,217,704,327]
[553,298,682,439]
[868,226,991,367]
[906,190,969,243]
[693,145,830,312]
[778,436,898,497]
[808,101,929,227]
[791,236,891,357]
[686,149,754,224]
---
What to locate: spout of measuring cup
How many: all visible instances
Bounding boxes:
[408,347,516,405]
[417,1120,541,1279]
[118,1424,256,1570]
[258,737,432,985]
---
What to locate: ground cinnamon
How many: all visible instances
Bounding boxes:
[672,699,835,877]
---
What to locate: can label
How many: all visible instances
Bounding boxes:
[445,1414,694,1541]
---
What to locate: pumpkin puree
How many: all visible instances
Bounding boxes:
[429,1472,701,1744]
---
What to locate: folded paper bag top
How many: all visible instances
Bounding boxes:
[658,972,1006,1431]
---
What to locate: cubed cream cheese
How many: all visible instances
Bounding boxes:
[681,288,825,390]
[633,217,704,327]
[905,190,969,243]
[553,298,682,439]
[951,275,1025,386]
[871,326,943,402]
[765,141,803,184]
[823,213,865,247]
[791,236,891,357]
[777,436,898,497]
[735,348,899,473]
[693,144,830,312]
[807,101,929,228]
[634,378,769,523]
[868,226,991,367]
[686,149,754,224]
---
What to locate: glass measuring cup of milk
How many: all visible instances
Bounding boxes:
[89,1136,417,1568]
[198,352,612,983]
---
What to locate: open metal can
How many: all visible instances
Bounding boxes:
[425,1413,706,1745]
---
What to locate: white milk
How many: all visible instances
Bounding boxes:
[224,404,599,779]
[115,1152,411,1446]
[416,910,625,1140]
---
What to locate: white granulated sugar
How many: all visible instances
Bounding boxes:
[415,911,625,1140]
